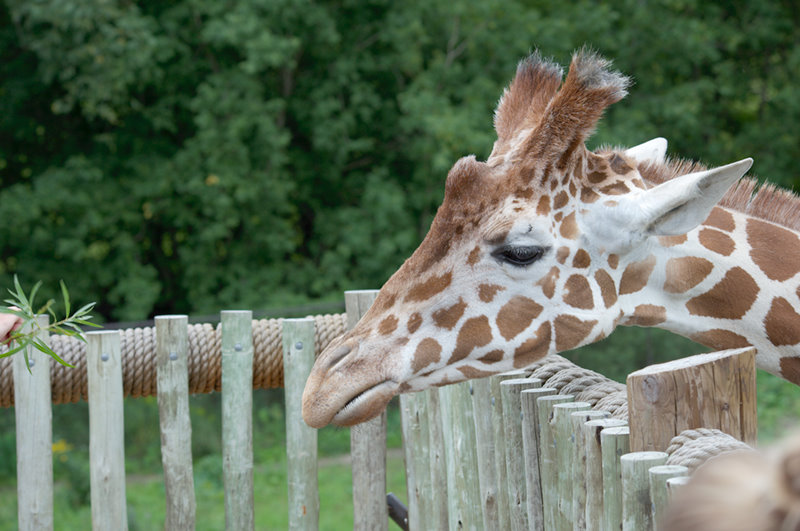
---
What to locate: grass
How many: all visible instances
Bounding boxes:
[0,451,409,531]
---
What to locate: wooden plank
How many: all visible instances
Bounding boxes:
[520,387,558,531]
[648,465,688,531]
[86,330,128,531]
[620,451,667,531]
[426,388,450,530]
[582,418,627,531]
[627,348,757,451]
[14,315,53,531]
[601,426,630,531]
[500,378,541,531]
[570,410,609,530]
[155,315,196,530]
[536,394,574,531]
[439,381,483,531]
[345,290,388,531]
[282,317,318,530]
[400,390,432,530]
[552,402,591,531]
[222,311,255,530]
[488,371,527,530]
[470,377,500,530]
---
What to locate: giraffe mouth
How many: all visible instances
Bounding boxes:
[331,379,399,427]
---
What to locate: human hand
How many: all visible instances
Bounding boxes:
[0,309,22,344]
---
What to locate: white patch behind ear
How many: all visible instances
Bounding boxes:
[636,158,753,236]
[625,137,668,164]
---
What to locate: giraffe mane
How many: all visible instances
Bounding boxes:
[630,152,800,233]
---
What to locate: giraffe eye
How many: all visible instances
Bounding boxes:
[492,245,546,266]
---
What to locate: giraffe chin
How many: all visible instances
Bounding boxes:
[330,380,399,427]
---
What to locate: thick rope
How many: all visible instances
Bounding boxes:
[665,428,755,471]
[0,314,347,407]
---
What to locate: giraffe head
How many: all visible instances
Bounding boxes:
[302,50,752,428]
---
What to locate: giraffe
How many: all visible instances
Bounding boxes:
[302,49,800,429]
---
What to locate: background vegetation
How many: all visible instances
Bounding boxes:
[0,0,799,528]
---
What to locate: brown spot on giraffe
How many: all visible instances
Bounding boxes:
[609,153,633,174]
[572,249,591,268]
[600,181,630,195]
[373,292,397,313]
[537,195,551,216]
[608,254,619,269]
[553,190,569,210]
[467,246,481,266]
[553,314,598,351]
[658,234,688,247]
[594,269,617,308]
[513,320,552,368]
[496,296,544,340]
[395,337,409,346]
[780,357,800,385]
[554,212,564,222]
[407,313,422,334]
[764,297,800,346]
[432,298,467,330]
[698,228,735,256]
[587,170,606,184]
[538,266,560,299]
[619,255,657,295]
[747,218,800,282]
[478,349,504,364]
[458,366,494,379]
[691,329,751,351]
[568,181,577,197]
[405,271,452,302]
[556,246,570,265]
[664,257,714,293]
[378,315,399,335]
[563,274,594,310]
[580,187,600,203]
[449,315,493,364]
[686,267,759,319]
[560,212,579,239]
[478,283,505,303]
[704,207,736,232]
[412,338,442,373]
[626,304,667,326]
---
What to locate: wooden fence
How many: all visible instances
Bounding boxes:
[8,290,757,530]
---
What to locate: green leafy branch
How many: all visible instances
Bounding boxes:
[0,276,100,371]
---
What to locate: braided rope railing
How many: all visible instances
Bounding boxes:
[0,313,347,408]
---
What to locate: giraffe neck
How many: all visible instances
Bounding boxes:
[616,205,800,384]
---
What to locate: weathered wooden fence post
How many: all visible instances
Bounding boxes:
[400,389,434,530]
[14,314,53,531]
[627,348,757,451]
[500,378,542,531]
[520,386,558,531]
[222,310,255,530]
[621,451,668,531]
[601,425,630,531]
[537,394,574,530]
[649,465,688,531]
[282,317,319,530]
[582,418,627,531]
[570,410,610,530]
[86,330,127,531]
[552,401,591,531]
[345,290,388,531]
[440,380,483,530]
[155,315,196,530]
[470,377,502,529]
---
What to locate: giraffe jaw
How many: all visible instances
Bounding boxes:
[302,371,401,428]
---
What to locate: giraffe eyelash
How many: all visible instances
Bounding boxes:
[492,245,548,267]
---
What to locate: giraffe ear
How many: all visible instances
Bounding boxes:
[633,158,753,236]
[624,137,667,164]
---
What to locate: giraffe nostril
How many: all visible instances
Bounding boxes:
[324,341,353,370]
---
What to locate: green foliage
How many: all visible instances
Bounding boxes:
[3,1,795,321]
[1,276,98,369]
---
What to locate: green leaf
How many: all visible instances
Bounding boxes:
[60,280,70,317]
